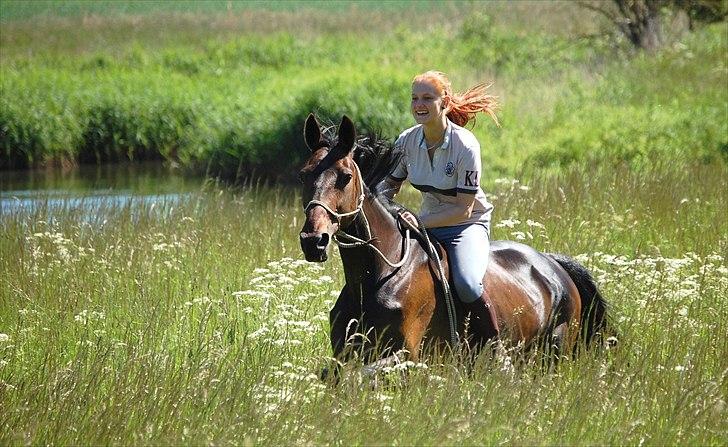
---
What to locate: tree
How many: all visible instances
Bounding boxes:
[579,0,727,51]
[672,0,728,30]
[579,0,665,51]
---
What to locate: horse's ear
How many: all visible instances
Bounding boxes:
[338,115,356,156]
[304,113,322,151]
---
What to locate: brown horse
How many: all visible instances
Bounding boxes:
[298,114,610,375]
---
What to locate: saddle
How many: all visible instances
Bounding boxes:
[396,212,500,343]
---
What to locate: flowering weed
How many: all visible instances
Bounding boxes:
[1,163,726,445]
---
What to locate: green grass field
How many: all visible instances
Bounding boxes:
[1,162,726,444]
[1,2,727,444]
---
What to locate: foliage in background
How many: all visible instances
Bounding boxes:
[580,0,728,52]
[1,4,726,444]
[1,2,726,179]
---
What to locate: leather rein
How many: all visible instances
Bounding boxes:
[303,160,460,348]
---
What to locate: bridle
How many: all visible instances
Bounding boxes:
[302,156,459,348]
[303,161,412,269]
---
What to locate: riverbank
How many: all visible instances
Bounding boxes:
[2,3,725,179]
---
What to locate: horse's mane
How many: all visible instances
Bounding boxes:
[318,122,406,216]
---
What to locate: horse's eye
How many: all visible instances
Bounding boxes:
[336,172,353,189]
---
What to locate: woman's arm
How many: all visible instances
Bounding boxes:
[419,192,476,228]
[382,177,404,201]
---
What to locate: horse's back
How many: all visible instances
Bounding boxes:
[489,240,571,287]
[485,240,581,343]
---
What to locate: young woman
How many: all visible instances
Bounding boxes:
[385,70,500,342]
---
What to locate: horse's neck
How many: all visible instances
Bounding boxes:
[339,195,405,285]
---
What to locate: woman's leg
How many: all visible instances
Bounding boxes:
[430,224,498,342]
[429,224,490,303]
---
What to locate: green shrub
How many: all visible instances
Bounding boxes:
[0,11,725,179]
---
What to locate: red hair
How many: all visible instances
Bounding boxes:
[413,71,500,128]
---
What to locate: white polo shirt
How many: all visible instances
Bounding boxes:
[390,120,493,230]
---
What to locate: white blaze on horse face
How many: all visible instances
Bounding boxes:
[305,204,336,236]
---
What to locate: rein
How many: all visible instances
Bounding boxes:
[413,219,459,349]
[304,160,459,348]
[305,162,412,268]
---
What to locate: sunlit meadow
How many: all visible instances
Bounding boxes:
[1,1,727,444]
[1,162,726,445]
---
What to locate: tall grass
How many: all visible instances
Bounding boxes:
[1,4,725,177]
[0,0,450,22]
[1,162,726,444]
[1,3,726,444]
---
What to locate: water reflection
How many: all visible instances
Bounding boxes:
[0,163,205,219]
[0,162,201,193]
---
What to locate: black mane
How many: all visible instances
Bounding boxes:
[315,118,408,218]
[353,135,402,190]
[319,122,403,193]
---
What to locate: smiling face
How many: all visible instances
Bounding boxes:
[411,80,448,126]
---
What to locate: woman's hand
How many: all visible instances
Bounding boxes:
[398,210,419,229]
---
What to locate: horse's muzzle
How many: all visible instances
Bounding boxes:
[300,232,331,262]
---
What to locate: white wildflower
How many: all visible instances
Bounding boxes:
[74,311,88,325]
[496,218,521,229]
[511,231,527,241]
[192,296,211,306]
[249,327,269,339]
[273,339,302,346]
[526,219,546,229]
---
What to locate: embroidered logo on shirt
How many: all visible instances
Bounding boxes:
[445,162,455,177]
[465,170,478,186]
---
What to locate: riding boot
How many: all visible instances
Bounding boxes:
[463,293,499,344]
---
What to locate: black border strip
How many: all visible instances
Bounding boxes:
[411,183,457,197]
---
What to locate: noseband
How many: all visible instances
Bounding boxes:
[304,161,366,226]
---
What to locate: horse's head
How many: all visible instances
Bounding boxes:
[299,114,363,262]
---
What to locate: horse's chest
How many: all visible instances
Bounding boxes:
[352,287,402,331]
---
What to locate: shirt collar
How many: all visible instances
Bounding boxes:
[418,120,453,151]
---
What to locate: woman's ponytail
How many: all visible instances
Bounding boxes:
[447,82,500,128]
[413,71,500,128]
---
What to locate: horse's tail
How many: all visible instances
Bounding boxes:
[547,253,614,348]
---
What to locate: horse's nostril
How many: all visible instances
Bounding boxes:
[317,233,330,249]
[300,232,330,254]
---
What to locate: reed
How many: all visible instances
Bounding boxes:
[1,161,726,444]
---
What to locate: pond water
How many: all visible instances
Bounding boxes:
[0,163,206,218]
